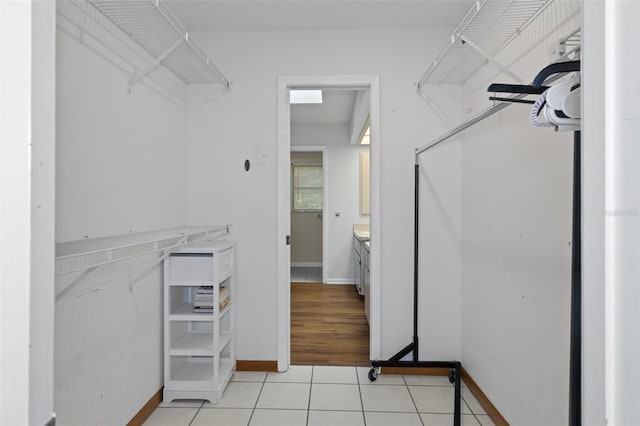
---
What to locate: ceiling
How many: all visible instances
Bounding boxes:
[291,90,358,125]
[161,1,475,124]
[164,1,473,32]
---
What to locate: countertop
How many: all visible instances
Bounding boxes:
[353,224,370,242]
[354,231,370,242]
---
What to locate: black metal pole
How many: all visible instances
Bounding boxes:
[569,131,581,426]
[369,162,461,426]
[413,163,420,362]
[454,362,462,426]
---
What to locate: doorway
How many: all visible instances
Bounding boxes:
[290,148,326,284]
[288,89,370,365]
[277,76,381,371]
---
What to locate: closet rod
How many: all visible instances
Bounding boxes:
[415,100,514,160]
[415,69,570,160]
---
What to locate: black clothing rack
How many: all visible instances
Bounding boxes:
[369,60,581,426]
[368,164,462,425]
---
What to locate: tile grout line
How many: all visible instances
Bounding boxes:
[246,372,268,426]
[355,367,367,426]
[403,375,426,426]
[461,395,481,425]
[186,400,205,426]
[462,393,485,425]
[305,366,314,425]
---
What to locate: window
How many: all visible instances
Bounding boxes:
[290,90,323,104]
[292,165,323,211]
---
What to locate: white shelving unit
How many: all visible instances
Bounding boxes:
[163,239,235,403]
[85,0,231,92]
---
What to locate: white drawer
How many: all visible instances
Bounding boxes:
[169,254,214,281]
[216,248,233,281]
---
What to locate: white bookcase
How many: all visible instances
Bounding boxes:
[163,239,235,403]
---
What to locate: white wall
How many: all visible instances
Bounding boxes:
[54,255,165,425]
[581,4,640,423]
[54,2,190,423]
[604,2,640,424]
[292,124,368,283]
[460,113,572,425]
[30,2,57,423]
[56,1,189,242]
[457,2,581,424]
[417,140,462,361]
[581,1,606,424]
[1,2,56,424]
[186,26,458,361]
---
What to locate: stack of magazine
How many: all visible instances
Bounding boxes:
[193,286,214,313]
[193,286,230,313]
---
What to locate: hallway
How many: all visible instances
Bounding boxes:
[291,283,369,366]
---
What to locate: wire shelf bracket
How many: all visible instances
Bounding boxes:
[87,0,231,93]
[127,37,184,93]
[459,34,524,83]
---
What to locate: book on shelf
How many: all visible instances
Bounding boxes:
[219,286,230,309]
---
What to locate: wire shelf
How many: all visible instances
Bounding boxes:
[87,0,230,90]
[56,226,231,276]
[417,0,554,87]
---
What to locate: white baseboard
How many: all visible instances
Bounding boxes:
[291,262,322,267]
[325,279,356,285]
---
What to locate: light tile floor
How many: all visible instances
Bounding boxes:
[144,366,496,426]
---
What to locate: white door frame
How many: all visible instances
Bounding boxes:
[277,75,381,371]
[290,146,328,284]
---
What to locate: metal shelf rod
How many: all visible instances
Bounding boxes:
[415,100,512,160]
[415,67,570,159]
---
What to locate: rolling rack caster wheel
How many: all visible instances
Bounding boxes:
[368,367,378,382]
[448,368,456,384]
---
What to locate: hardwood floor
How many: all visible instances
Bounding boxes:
[290,282,370,366]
